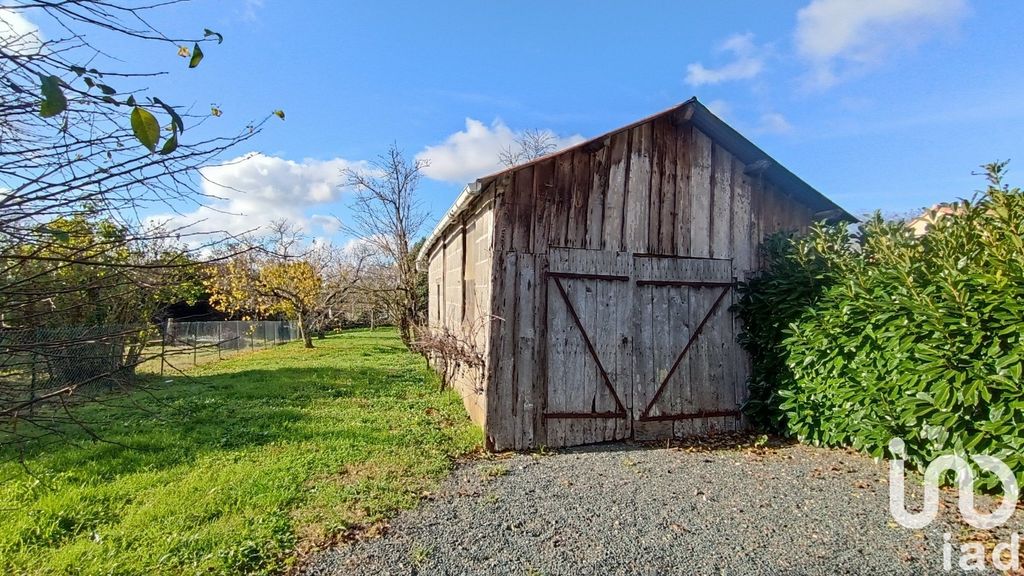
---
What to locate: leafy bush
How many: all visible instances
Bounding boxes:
[736,163,1024,488]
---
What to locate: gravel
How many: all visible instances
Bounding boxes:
[301,439,1019,575]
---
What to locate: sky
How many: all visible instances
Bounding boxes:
[8,0,1024,244]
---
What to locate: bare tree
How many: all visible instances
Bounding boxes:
[342,144,429,345]
[0,0,278,452]
[498,128,559,167]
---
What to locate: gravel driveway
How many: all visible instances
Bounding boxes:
[302,438,1018,575]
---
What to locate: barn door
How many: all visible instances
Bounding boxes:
[631,255,742,439]
[543,248,633,447]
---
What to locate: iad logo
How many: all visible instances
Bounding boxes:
[888,437,1019,530]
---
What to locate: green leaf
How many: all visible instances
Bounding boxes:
[130,106,161,152]
[159,127,178,155]
[98,84,117,96]
[153,97,184,133]
[203,28,224,44]
[273,109,285,120]
[189,43,204,68]
[39,75,67,118]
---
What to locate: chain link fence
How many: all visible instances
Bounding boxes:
[1,324,151,414]
[141,320,297,374]
[0,321,298,414]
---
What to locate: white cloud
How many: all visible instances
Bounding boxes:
[147,153,365,239]
[241,0,263,22]
[310,214,342,235]
[757,112,794,134]
[416,118,584,183]
[0,7,43,54]
[685,33,766,86]
[795,0,968,88]
[705,99,731,120]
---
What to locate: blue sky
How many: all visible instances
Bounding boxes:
[13,0,1024,242]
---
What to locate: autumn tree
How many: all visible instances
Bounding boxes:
[205,222,367,348]
[343,144,429,345]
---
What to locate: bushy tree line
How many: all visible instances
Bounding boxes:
[736,163,1024,488]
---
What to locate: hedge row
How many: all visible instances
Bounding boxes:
[736,163,1024,489]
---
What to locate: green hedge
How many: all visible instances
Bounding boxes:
[736,163,1024,489]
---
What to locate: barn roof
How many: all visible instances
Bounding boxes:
[419,97,854,264]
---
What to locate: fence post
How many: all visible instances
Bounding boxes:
[192,322,198,367]
[29,351,37,416]
[218,322,223,359]
[161,319,168,377]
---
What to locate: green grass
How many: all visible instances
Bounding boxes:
[0,329,481,575]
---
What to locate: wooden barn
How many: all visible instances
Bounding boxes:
[418,98,853,451]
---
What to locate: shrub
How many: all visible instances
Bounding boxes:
[736,163,1024,489]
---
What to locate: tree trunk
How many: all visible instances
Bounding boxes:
[398,313,412,346]
[297,313,314,348]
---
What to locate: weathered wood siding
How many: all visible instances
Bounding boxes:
[484,117,816,450]
[425,190,495,425]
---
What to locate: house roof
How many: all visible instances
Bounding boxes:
[419,97,855,265]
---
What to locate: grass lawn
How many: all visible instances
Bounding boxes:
[0,329,481,575]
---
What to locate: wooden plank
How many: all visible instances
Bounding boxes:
[566,149,590,249]
[603,131,630,251]
[532,158,556,253]
[601,250,635,444]
[646,277,674,438]
[666,283,688,421]
[577,276,598,445]
[531,253,548,447]
[749,173,765,269]
[730,158,753,433]
[492,173,515,255]
[585,142,608,250]
[631,281,653,437]
[731,157,754,280]
[710,143,733,259]
[546,273,568,447]
[671,283,694,438]
[632,255,732,283]
[595,274,615,441]
[674,123,692,257]
[625,122,652,253]
[551,154,574,248]
[689,128,712,258]
[487,251,518,449]
[687,285,711,437]
[549,247,632,276]
[544,277,565,414]
[649,120,665,254]
[513,254,536,449]
[511,165,535,253]
[656,118,678,255]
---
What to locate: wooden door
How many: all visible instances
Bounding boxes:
[631,255,742,439]
[543,248,633,447]
[542,248,743,447]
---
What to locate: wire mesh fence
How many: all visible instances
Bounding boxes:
[140,320,298,374]
[0,324,152,415]
[0,320,298,416]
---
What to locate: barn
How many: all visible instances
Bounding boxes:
[418,98,853,451]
